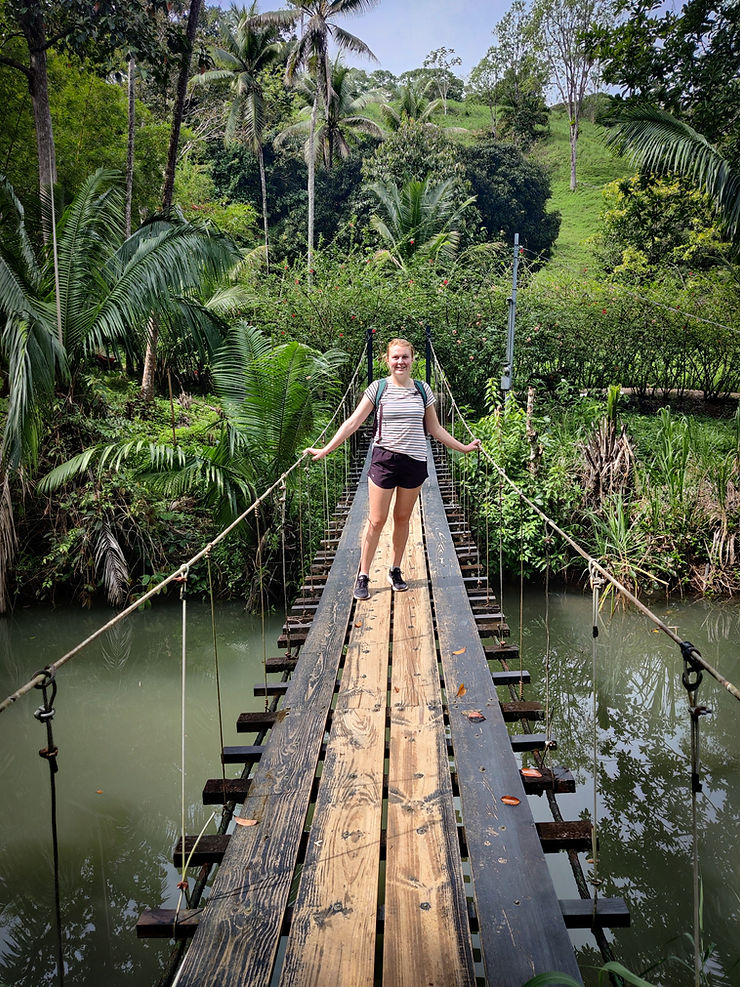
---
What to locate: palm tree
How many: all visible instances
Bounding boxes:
[604,102,740,244]
[0,170,238,610]
[278,58,383,168]
[260,0,379,267]
[40,326,346,604]
[379,80,443,132]
[190,3,285,267]
[369,176,477,269]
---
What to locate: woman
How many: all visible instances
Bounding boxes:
[305,338,481,600]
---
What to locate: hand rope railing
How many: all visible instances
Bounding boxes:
[429,344,740,704]
[0,355,366,717]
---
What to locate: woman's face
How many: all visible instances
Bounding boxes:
[388,345,413,377]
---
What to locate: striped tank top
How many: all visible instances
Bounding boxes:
[364,378,436,462]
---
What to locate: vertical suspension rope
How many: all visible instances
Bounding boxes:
[588,561,603,908]
[305,462,314,584]
[178,565,189,896]
[254,504,268,712]
[681,640,711,987]
[543,529,552,758]
[518,496,525,700]
[279,479,291,656]
[297,466,305,584]
[33,668,64,987]
[206,553,227,799]
[321,455,330,536]
[498,475,505,618]
[484,454,491,606]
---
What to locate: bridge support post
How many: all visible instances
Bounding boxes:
[367,327,374,386]
[425,324,432,386]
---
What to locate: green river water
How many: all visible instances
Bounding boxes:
[0,589,738,987]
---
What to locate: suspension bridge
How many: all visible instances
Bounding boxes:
[3,346,736,987]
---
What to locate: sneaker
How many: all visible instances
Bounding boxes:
[387,567,408,592]
[354,573,370,600]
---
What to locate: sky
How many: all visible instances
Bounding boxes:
[214,1,512,79]
[333,0,507,78]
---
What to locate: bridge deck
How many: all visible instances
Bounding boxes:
[171,446,586,986]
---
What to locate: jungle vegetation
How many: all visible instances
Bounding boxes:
[0,0,738,611]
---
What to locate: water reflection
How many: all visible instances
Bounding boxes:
[0,602,281,987]
[514,587,740,987]
[0,594,738,987]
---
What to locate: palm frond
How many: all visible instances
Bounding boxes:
[1,315,65,470]
[95,522,130,607]
[95,220,239,352]
[605,102,740,241]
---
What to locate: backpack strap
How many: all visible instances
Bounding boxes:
[373,378,387,441]
[373,378,428,441]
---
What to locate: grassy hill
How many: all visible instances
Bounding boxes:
[531,108,634,273]
[433,99,634,272]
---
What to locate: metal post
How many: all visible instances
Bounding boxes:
[367,327,374,386]
[501,233,520,393]
[425,324,432,386]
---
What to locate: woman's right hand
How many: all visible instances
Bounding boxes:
[304,447,325,461]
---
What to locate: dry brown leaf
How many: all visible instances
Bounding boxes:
[452,647,466,655]
[500,795,520,806]
[463,710,486,722]
[234,817,258,827]
[455,683,467,698]
[520,768,542,779]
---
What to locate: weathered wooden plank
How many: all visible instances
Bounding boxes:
[253,682,288,697]
[136,908,202,939]
[175,449,372,987]
[491,669,531,685]
[560,898,630,929]
[202,778,250,805]
[221,745,264,765]
[500,701,544,721]
[510,733,555,752]
[421,447,583,986]
[520,766,576,795]
[537,821,594,852]
[236,711,279,733]
[383,506,475,987]
[278,519,393,987]
[173,835,230,867]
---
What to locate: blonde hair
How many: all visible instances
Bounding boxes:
[384,338,415,362]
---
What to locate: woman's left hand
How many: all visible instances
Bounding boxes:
[464,439,482,454]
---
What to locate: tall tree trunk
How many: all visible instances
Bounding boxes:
[258,143,270,272]
[161,0,202,212]
[141,0,202,402]
[307,94,318,270]
[569,116,578,190]
[16,5,56,237]
[125,56,136,239]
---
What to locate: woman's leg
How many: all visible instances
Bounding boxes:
[360,478,395,573]
[390,484,422,568]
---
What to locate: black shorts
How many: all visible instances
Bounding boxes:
[368,446,428,490]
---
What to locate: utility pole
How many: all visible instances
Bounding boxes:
[501,233,520,394]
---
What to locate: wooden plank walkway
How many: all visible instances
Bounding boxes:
[164,442,602,986]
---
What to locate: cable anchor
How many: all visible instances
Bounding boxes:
[680,640,703,695]
[588,562,605,639]
[33,666,59,769]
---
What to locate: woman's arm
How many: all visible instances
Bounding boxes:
[424,404,481,454]
[305,395,376,460]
